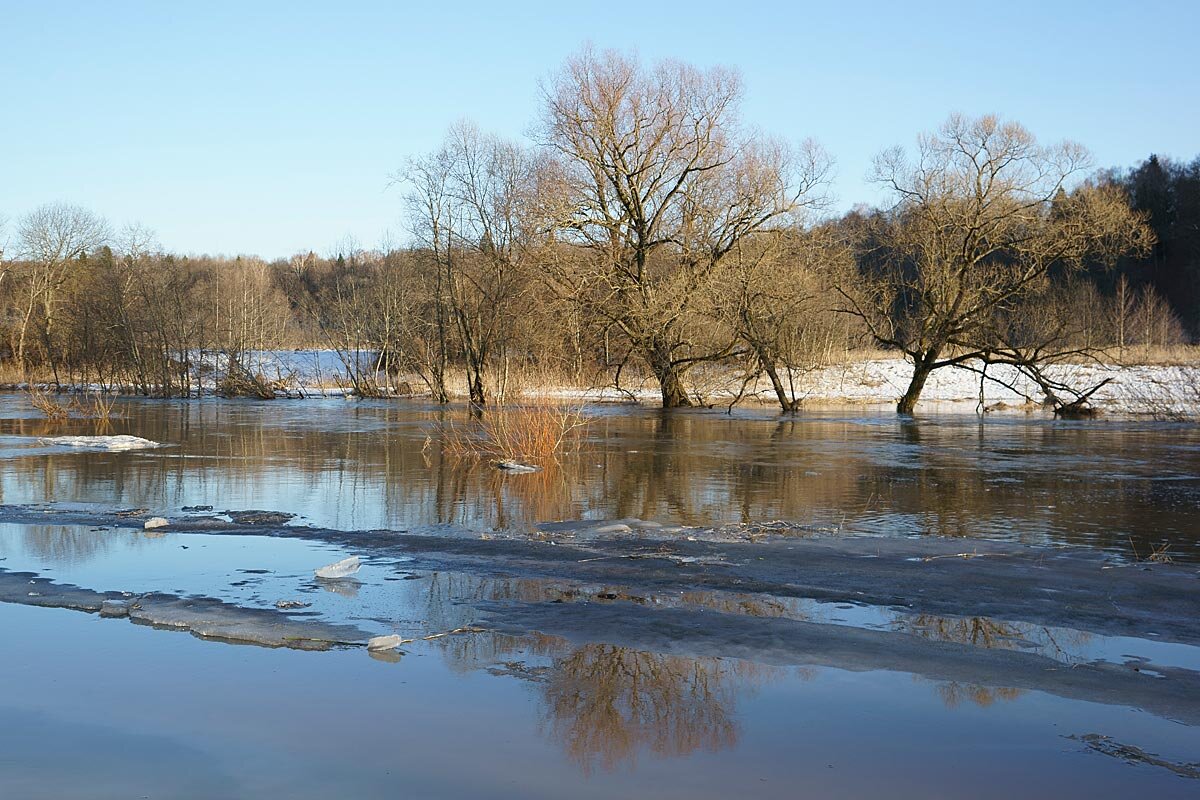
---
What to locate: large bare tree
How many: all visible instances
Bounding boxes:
[539,47,828,407]
[841,115,1153,413]
[14,202,109,372]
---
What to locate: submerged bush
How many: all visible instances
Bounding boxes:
[440,404,589,467]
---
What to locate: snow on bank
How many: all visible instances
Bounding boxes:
[534,358,1200,414]
[206,351,1200,415]
[11,350,1198,415]
[38,435,163,451]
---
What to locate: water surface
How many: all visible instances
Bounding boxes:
[1,395,1198,798]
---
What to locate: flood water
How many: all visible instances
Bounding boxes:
[1,396,1199,798]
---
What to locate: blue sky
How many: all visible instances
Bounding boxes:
[2,0,1196,258]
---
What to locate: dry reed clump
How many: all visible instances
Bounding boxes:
[441,404,589,467]
[1112,344,1200,367]
[216,360,279,399]
[27,385,73,421]
[26,385,120,423]
[1129,536,1175,565]
[79,392,117,422]
[1147,544,1174,564]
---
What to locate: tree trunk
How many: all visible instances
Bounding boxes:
[658,367,692,408]
[763,361,800,413]
[648,342,692,408]
[430,368,449,404]
[467,364,486,408]
[898,349,939,414]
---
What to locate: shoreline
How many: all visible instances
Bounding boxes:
[3,351,1200,417]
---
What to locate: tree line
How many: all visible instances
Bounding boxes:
[1,47,1195,414]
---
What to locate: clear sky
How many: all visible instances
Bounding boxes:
[2,0,1197,259]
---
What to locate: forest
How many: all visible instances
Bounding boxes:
[2,49,1197,415]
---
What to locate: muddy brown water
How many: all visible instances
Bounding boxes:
[1,395,1198,799]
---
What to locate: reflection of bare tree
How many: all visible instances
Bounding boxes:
[896,614,1030,708]
[419,569,787,774]
[934,682,1024,709]
[540,645,744,774]
[5,399,1196,561]
[16,524,137,564]
[895,613,1093,664]
[895,613,1097,710]
[436,629,805,773]
[896,614,1024,650]
[483,466,578,531]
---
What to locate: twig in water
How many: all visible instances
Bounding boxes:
[921,550,1010,563]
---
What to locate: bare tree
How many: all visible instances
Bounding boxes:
[14,203,109,374]
[1131,283,1185,347]
[538,47,828,407]
[404,121,538,407]
[1111,274,1135,353]
[841,115,1153,413]
[0,214,9,293]
[714,227,854,412]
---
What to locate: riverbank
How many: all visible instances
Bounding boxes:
[5,349,1200,417]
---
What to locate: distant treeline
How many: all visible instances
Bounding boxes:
[1095,154,1200,329]
[0,49,1194,413]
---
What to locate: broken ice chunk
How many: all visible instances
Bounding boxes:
[315,556,361,579]
[367,634,410,651]
[495,461,541,473]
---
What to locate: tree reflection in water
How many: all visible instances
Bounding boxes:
[9,523,142,564]
[896,614,1031,707]
[896,613,1093,663]
[894,613,1094,709]
[421,577,1078,769]
[934,682,1024,709]
[428,606,787,774]
[541,644,742,773]
[4,400,1198,560]
[419,572,808,773]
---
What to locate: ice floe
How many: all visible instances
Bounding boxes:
[495,460,542,473]
[315,555,361,579]
[37,435,162,451]
[367,634,410,651]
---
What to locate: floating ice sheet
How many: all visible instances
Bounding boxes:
[37,435,163,451]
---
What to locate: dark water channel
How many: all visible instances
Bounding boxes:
[1,396,1198,799]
